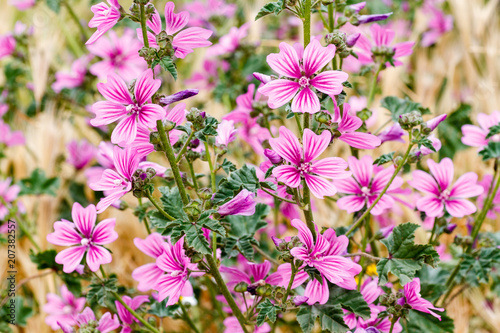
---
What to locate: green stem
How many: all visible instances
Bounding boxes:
[16,214,41,252]
[146,190,175,221]
[261,187,298,205]
[302,185,316,240]
[63,0,89,40]
[179,301,201,333]
[111,291,160,333]
[139,4,150,48]
[389,316,397,333]
[303,0,311,46]
[205,255,249,333]
[357,221,370,291]
[176,129,195,164]
[99,265,107,279]
[212,230,217,260]
[327,4,334,32]
[283,261,297,302]
[294,114,304,137]
[367,63,383,108]
[346,132,414,236]
[156,120,189,205]
[204,142,217,192]
[138,197,152,234]
[187,160,199,192]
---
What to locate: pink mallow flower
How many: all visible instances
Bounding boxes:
[155,236,198,306]
[66,139,96,170]
[355,23,414,66]
[335,155,408,215]
[141,2,213,59]
[52,55,92,93]
[421,2,453,47]
[216,119,237,147]
[132,233,168,292]
[87,29,146,82]
[91,69,165,145]
[257,39,348,114]
[0,178,21,220]
[44,285,86,330]
[409,158,483,218]
[60,307,120,333]
[0,121,25,147]
[402,278,444,320]
[184,0,237,27]
[115,295,150,333]
[47,202,118,273]
[207,23,250,57]
[0,33,15,59]
[89,146,141,213]
[331,103,381,149]
[86,0,121,45]
[220,256,274,291]
[217,189,256,217]
[461,111,500,149]
[477,174,500,218]
[223,316,270,333]
[269,126,350,199]
[8,0,35,10]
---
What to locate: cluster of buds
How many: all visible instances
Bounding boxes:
[234,280,272,297]
[272,236,302,262]
[398,111,423,130]
[131,168,156,198]
[129,0,155,22]
[453,234,472,247]
[186,108,207,131]
[78,321,101,333]
[325,31,358,58]
[370,45,396,66]
[379,291,410,320]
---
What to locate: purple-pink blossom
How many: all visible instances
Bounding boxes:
[66,139,96,170]
[270,126,350,199]
[59,307,120,333]
[8,0,35,10]
[184,0,237,28]
[91,69,165,145]
[0,33,15,59]
[216,119,237,147]
[257,39,348,114]
[47,202,118,273]
[141,2,213,59]
[0,121,25,147]
[335,155,408,215]
[86,0,121,45]
[207,23,250,57]
[421,2,453,47]
[0,178,21,220]
[461,111,500,149]
[115,295,150,333]
[332,103,381,149]
[44,285,86,330]
[409,158,483,217]
[132,233,168,292]
[218,189,256,217]
[52,55,92,93]
[402,277,444,320]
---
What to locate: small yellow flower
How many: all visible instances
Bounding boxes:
[366,263,378,276]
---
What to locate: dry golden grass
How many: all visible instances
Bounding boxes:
[0,0,499,332]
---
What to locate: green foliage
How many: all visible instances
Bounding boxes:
[373,152,395,166]
[45,0,61,13]
[152,57,178,80]
[458,247,500,286]
[194,116,219,142]
[402,310,454,333]
[479,142,500,161]
[221,158,236,174]
[0,296,34,327]
[296,285,371,333]
[148,299,180,318]
[377,223,440,285]
[255,0,285,20]
[87,276,119,307]
[438,103,472,159]
[381,96,430,122]
[256,299,279,326]
[158,187,188,220]
[18,168,60,196]
[213,164,260,204]
[486,124,500,139]
[417,137,437,152]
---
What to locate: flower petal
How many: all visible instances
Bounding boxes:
[111,115,137,146]
[97,73,133,104]
[348,155,373,187]
[86,245,112,272]
[445,199,476,217]
[303,129,331,162]
[267,42,301,78]
[92,218,118,245]
[310,157,350,179]
[310,70,348,96]
[164,2,189,35]
[304,174,337,199]
[428,158,453,191]
[272,165,301,188]
[303,40,336,76]
[269,126,302,165]
[291,87,321,114]
[259,79,300,110]
[72,202,96,238]
[305,275,329,305]
[135,69,161,106]
[450,172,483,198]
[55,246,86,273]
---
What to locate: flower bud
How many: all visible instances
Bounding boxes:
[264,149,283,164]
[345,33,361,47]
[184,201,202,218]
[398,111,423,130]
[163,120,176,131]
[444,223,457,234]
[315,112,331,124]
[156,31,171,49]
[198,187,212,200]
[234,282,249,293]
[393,156,403,167]
[325,31,346,46]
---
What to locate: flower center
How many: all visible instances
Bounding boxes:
[81,238,90,246]
[171,270,183,277]
[62,305,73,314]
[439,189,451,201]
[126,104,140,114]
[298,76,310,88]
[361,186,371,197]
[298,162,312,176]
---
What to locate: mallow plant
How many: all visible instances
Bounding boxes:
[1,0,500,333]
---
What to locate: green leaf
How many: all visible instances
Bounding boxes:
[402,310,454,333]
[297,304,349,333]
[259,181,277,191]
[418,138,437,152]
[486,124,500,139]
[87,277,118,307]
[0,297,34,326]
[159,187,189,220]
[18,169,60,196]
[373,152,395,166]
[377,223,440,285]
[328,286,371,320]
[256,299,279,326]
[438,103,472,159]
[221,158,236,174]
[255,0,285,20]
[264,165,276,179]
[224,203,269,237]
[45,0,61,13]
[158,57,177,80]
[213,165,260,204]
[171,223,212,255]
[458,247,500,286]
[198,211,226,237]
[148,299,180,318]
[381,96,430,122]
[479,141,500,161]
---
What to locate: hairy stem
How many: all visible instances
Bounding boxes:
[139,4,150,48]
[146,190,175,221]
[176,129,195,164]
[111,291,160,333]
[367,63,383,108]
[303,0,311,46]
[204,142,217,192]
[205,254,249,333]
[180,301,201,333]
[283,261,297,302]
[327,4,334,32]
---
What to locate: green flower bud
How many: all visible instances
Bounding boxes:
[234,282,249,293]
[315,112,331,124]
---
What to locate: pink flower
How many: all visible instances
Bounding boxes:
[217,189,256,217]
[52,55,91,93]
[66,139,96,170]
[132,233,168,292]
[60,307,120,333]
[87,29,146,82]
[89,146,141,213]
[335,155,407,215]
[141,2,213,59]
[207,23,250,57]
[378,123,405,143]
[187,59,228,90]
[402,278,444,320]
[0,34,15,59]
[183,0,237,27]
[8,0,35,10]
[409,158,483,217]
[44,285,86,330]
[223,316,271,333]
[91,69,165,145]
[421,3,453,47]
[461,111,500,149]
[332,103,381,149]
[223,84,271,155]
[47,202,118,273]
[220,257,274,289]
[84,141,115,186]
[86,0,121,45]
[0,178,21,220]
[417,135,441,156]
[155,236,198,306]
[269,126,350,199]
[477,175,500,218]
[115,295,150,333]
[355,23,414,66]
[0,121,25,147]
[216,119,237,146]
[258,39,348,114]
